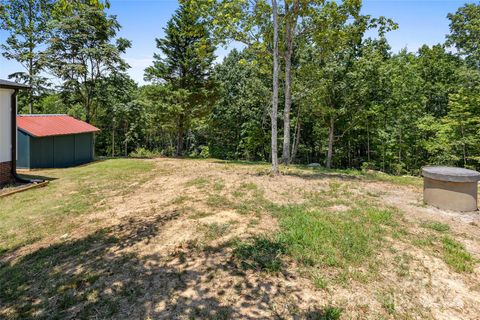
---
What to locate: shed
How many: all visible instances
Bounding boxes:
[0,80,30,185]
[17,115,100,169]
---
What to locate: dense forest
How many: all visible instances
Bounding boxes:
[1,0,480,175]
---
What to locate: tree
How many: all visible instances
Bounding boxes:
[271,0,280,174]
[94,73,141,157]
[46,3,130,123]
[447,3,480,68]
[209,49,270,160]
[417,44,462,117]
[280,0,300,164]
[144,1,216,156]
[0,0,53,113]
[280,0,362,165]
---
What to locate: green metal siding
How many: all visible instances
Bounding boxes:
[52,135,75,168]
[30,136,54,168]
[74,133,93,165]
[17,131,95,169]
[17,130,30,169]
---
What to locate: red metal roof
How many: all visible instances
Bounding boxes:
[17,115,100,137]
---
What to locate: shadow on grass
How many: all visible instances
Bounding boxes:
[16,173,58,182]
[212,159,270,166]
[0,208,337,319]
[283,170,363,182]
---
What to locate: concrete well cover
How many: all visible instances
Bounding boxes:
[422,166,480,183]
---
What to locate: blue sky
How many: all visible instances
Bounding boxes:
[0,0,477,85]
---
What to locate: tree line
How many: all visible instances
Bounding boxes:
[1,0,479,175]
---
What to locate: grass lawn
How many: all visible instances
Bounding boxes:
[0,158,478,319]
[0,159,154,254]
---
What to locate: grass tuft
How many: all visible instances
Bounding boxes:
[441,236,475,273]
[233,237,286,272]
[200,222,230,240]
[421,221,450,233]
[185,177,210,188]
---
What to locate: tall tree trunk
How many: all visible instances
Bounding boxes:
[398,127,402,164]
[28,1,34,114]
[29,55,33,114]
[271,0,279,174]
[461,124,466,167]
[112,126,115,157]
[326,117,334,169]
[367,119,370,162]
[281,3,297,165]
[291,119,301,163]
[176,128,184,157]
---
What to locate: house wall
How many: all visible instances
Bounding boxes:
[0,88,13,163]
[0,88,13,184]
[0,161,12,185]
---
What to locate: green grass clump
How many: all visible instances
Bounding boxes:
[185,177,210,188]
[206,194,232,209]
[421,221,450,233]
[378,290,396,315]
[275,206,396,269]
[307,306,343,320]
[441,236,475,273]
[233,237,286,272]
[201,222,230,240]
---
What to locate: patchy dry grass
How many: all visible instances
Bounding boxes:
[0,159,154,254]
[1,158,479,319]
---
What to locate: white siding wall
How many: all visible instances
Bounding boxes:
[0,88,13,163]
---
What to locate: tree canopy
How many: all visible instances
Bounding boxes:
[2,1,480,174]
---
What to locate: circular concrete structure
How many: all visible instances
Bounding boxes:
[422,166,480,212]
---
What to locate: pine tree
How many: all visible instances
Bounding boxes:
[144,1,216,156]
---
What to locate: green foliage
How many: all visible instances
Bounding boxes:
[95,74,144,157]
[144,1,216,156]
[208,49,270,160]
[129,148,160,159]
[447,3,480,68]
[45,3,130,123]
[0,0,54,112]
[3,0,480,174]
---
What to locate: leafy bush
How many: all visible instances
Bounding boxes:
[199,146,210,158]
[129,148,160,158]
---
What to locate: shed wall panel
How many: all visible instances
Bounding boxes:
[30,136,54,168]
[53,135,75,168]
[17,130,30,169]
[74,133,93,164]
